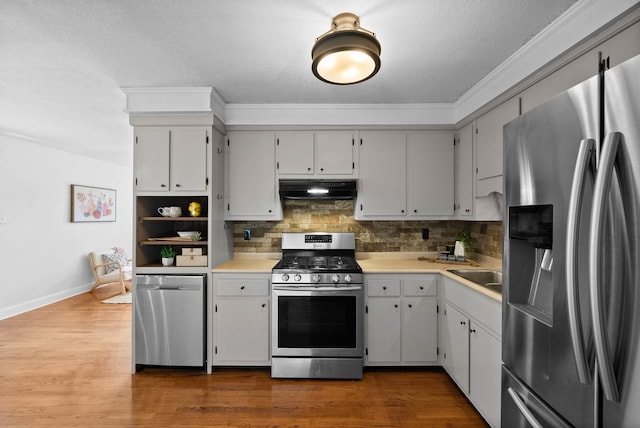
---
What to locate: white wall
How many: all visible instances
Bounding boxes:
[0,134,133,319]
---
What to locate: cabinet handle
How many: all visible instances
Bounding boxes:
[175,184,181,187]
[413,209,417,213]
[261,303,266,308]
[240,286,245,290]
[307,167,312,171]
[160,184,167,188]
[470,328,476,333]
[268,209,272,213]
[401,209,405,213]
[320,167,324,171]
[419,286,424,290]
[460,321,466,326]
[408,304,413,308]
[382,286,387,290]
[394,304,399,308]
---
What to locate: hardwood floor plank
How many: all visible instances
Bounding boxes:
[0,292,488,427]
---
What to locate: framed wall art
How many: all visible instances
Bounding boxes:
[70,184,116,222]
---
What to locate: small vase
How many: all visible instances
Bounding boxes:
[161,257,174,266]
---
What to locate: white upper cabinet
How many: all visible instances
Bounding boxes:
[475,97,519,196]
[276,132,314,175]
[357,131,407,218]
[134,126,208,192]
[357,131,454,220]
[135,127,169,191]
[315,131,356,176]
[170,128,209,191]
[454,123,474,217]
[225,131,282,220]
[407,132,454,217]
[276,131,356,178]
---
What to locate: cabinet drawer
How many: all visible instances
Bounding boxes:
[367,280,401,296]
[403,277,437,296]
[216,278,269,296]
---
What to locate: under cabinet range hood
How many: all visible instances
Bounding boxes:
[279,179,357,200]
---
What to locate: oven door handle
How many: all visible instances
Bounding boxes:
[273,285,362,292]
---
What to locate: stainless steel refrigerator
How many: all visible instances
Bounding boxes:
[502,52,640,427]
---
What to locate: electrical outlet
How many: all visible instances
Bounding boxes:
[243,229,251,240]
[422,228,429,240]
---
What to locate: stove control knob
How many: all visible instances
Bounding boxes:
[282,274,290,282]
[344,274,352,284]
[294,274,302,282]
[311,274,320,282]
[331,274,340,284]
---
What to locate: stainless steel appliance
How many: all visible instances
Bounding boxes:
[271,232,364,379]
[503,53,640,426]
[135,274,205,367]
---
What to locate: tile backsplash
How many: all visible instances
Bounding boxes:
[233,200,502,259]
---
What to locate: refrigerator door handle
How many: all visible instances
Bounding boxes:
[589,131,622,402]
[507,387,544,428]
[566,138,595,385]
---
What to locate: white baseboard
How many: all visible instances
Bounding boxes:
[0,283,92,320]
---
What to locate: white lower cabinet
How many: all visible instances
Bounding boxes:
[469,320,501,428]
[212,274,270,366]
[440,276,502,428]
[365,274,438,366]
[442,303,470,391]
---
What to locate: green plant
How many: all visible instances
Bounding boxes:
[160,246,176,258]
[455,232,473,251]
[191,231,202,241]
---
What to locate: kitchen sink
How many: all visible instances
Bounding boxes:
[449,269,502,294]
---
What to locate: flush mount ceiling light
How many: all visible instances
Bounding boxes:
[311,13,381,85]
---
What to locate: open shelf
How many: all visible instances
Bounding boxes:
[135,195,209,268]
[139,240,208,246]
[139,216,208,223]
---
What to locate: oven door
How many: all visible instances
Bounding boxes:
[271,285,363,358]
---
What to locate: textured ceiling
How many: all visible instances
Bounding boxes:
[0,0,579,165]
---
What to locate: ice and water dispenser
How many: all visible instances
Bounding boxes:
[508,205,554,326]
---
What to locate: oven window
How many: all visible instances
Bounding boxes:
[278,296,356,348]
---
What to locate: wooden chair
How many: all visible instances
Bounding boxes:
[88,248,132,295]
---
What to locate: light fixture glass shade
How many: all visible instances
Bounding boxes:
[312,13,381,85]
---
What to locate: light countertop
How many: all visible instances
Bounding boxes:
[212,252,503,301]
[211,256,279,272]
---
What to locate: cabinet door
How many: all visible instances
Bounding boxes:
[443,303,470,393]
[407,133,454,216]
[475,97,519,196]
[402,297,438,363]
[358,132,406,217]
[366,297,401,363]
[276,132,314,175]
[170,127,208,191]
[134,127,170,191]
[214,299,270,364]
[226,131,280,219]
[469,323,502,428]
[316,131,355,176]
[455,123,474,216]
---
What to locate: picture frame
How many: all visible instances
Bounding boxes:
[70,184,116,222]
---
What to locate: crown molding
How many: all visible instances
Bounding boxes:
[120,0,638,127]
[224,103,455,126]
[454,0,640,121]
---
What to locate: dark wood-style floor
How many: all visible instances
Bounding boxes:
[0,283,488,427]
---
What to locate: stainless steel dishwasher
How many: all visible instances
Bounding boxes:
[134,274,205,367]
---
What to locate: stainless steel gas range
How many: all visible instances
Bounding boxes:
[271,232,363,379]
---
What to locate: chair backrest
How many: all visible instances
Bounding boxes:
[89,249,114,278]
